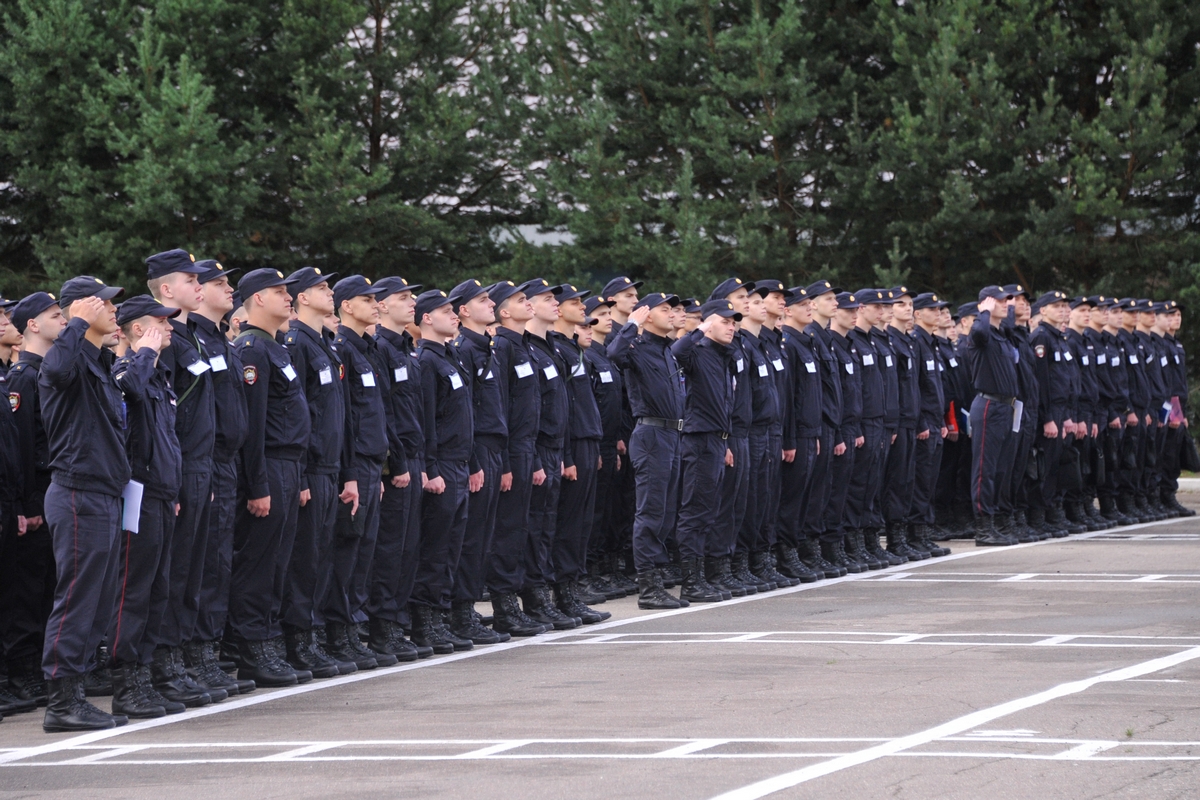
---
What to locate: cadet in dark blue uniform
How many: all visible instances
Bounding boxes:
[824,292,865,572]
[882,287,922,560]
[801,281,847,577]
[188,262,254,697]
[935,304,974,536]
[607,292,688,609]
[229,269,310,688]
[280,267,352,678]
[1160,301,1193,516]
[581,296,630,600]
[997,285,1045,541]
[1115,299,1154,521]
[144,251,217,693]
[1064,297,1109,531]
[448,279,512,644]
[39,276,130,732]
[549,285,611,624]
[482,281,546,637]
[369,277,435,655]
[775,288,824,580]
[908,293,951,556]
[673,299,741,603]
[965,287,1020,545]
[327,276,397,668]
[1030,291,1083,536]
[109,296,192,717]
[756,281,792,580]
[867,290,905,565]
[2,293,64,709]
[1088,297,1134,524]
[846,290,888,570]
[410,290,478,650]
[1143,303,1175,518]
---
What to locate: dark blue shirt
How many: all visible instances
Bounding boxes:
[828,328,862,440]
[889,325,919,429]
[113,347,182,502]
[1116,328,1151,414]
[606,324,685,422]
[1010,325,1040,419]
[849,327,884,420]
[741,328,781,429]
[552,331,602,452]
[912,326,946,434]
[161,316,216,472]
[454,327,508,442]
[285,319,348,482]
[1066,328,1099,425]
[584,342,626,446]
[968,311,1020,400]
[235,326,311,500]
[672,329,734,435]
[527,331,570,450]
[872,327,900,429]
[1031,324,1076,423]
[805,321,843,434]
[781,325,822,444]
[376,326,423,478]
[492,326,540,473]
[417,339,476,475]
[6,352,48,516]
[192,314,248,462]
[336,325,390,480]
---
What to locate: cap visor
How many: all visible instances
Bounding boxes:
[98,286,126,301]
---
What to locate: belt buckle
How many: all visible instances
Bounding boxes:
[720,431,729,440]
[675,419,684,431]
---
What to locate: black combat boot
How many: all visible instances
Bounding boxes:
[556,581,612,623]
[774,544,820,583]
[885,521,924,561]
[368,617,421,661]
[840,533,871,572]
[184,640,249,696]
[521,586,579,631]
[151,647,212,707]
[707,555,750,596]
[450,600,509,643]
[636,569,685,610]
[43,675,127,733]
[863,528,903,567]
[973,515,1011,546]
[8,654,48,707]
[109,663,166,719]
[134,664,185,714]
[282,627,341,678]
[235,639,299,687]
[731,550,772,591]
[490,593,546,637]
[679,557,726,603]
[1164,490,1195,517]
[325,621,381,668]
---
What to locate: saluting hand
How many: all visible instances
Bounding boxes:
[140,326,163,353]
[628,306,651,329]
[69,296,105,327]
[978,296,997,315]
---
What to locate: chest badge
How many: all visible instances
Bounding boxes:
[243,366,258,385]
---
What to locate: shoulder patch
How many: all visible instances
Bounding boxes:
[338,363,345,380]
[1034,344,1045,358]
[8,392,18,412]
[243,365,258,385]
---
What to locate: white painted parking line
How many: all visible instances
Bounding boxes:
[706,645,1200,800]
[535,631,1200,650]
[859,570,1200,584]
[0,516,1186,766]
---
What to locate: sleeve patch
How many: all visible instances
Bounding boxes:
[7,392,18,412]
[1034,344,1045,358]
[243,365,258,385]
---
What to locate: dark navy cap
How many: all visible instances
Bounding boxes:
[835,291,862,310]
[0,295,15,312]
[556,284,590,302]
[448,279,488,312]
[11,292,58,332]
[487,280,523,308]
[785,286,810,306]
[333,275,380,309]
[709,277,750,301]
[145,249,204,280]
[957,302,979,318]
[1151,301,1172,314]
[374,276,422,301]
[1089,294,1116,308]
[584,296,614,316]
[1032,290,1069,312]
[912,292,948,310]
[755,279,787,296]
[194,259,241,285]
[680,297,703,313]
[415,289,453,320]
[1002,283,1031,300]
[117,295,181,326]
[601,276,643,299]
[238,268,297,299]
[889,285,912,300]
[59,276,125,307]
[1136,298,1156,311]
[519,278,557,299]
[1113,297,1139,310]
[634,292,680,311]
[700,299,742,321]
[804,280,840,298]
[978,285,1014,302]
[288,266,338,297]
[856,288,892,305]
[1069,296,1096,310]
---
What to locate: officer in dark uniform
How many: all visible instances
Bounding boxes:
[1114,298,1154,521]
[1160,301,1193,516]
[1064,297,1109,530]
[280,267,351,677]
[775,287,824,580]
[187,262,254,697]
[825,292,865,571]
[882,287,922,561]
[964,287,1021,545]
[997,284,1045,541]
[935,304,975,536]
[754,280,792,580]
[846,289,889,569]
[866,290,904,565]
[607,292,688,609]
[482,281,546,637]
[1142,302,1175,518]
[0,295,18,375]
[39,275,129,732]
[369,277,436,655]
[109,296,190,717]
[447,279,512,644]
[410,289,478,650]
[672,299,741,603]
[228,268,309,688]
[327,276,397,668]
[549,285,611,624]
[908,292,951,556]
[580,296,630,600]
[1088,296,1134,525]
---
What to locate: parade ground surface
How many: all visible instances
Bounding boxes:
[3,503,1200,799]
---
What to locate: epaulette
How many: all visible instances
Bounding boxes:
[284,332,297,345]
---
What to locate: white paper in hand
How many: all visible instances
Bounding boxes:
[122,480,144,534]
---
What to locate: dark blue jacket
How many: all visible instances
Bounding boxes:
[235,326,311,500]
[552,331,602,455]
[6,353,47,516]
[671,329,734,435]
[781,324,822,444]
[376,326,423,479]
[527,331,570,451]
[584,342,626,446]
[888,325,919,429]
[417,339,476,475]
[828,328,862,441]
[741,328,781,429]
[285,319,349,485]
[113,347,182,503]
[849,327,884,420]
[871,327,900,430]
[193,314,248,463]
[492,326,539,473]
[805,322,843,435]
[606,323,685,422]
[336,326,391,480]
[161,317,215,472]
[967,311,1019,399]
[455,327,508,444]
[912,326,945,434]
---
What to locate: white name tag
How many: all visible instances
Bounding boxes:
[361,371,376,387]
[1175,355,1181,364]
[908,357,914,370]
[1054,351,1061,361]
[1097,354,1106,364]
[319,366,333,385]
[805,361,817,373]
[1064,351,1072,361]
[1082,355,1089,365]
[1160,356,1168,367]
[572,362,585,378]
[599,370,613,383]
[925,360,935,371]
[209,355,228,372]
[758,363,769,377]
[186,360,211,376]
[845,362,854,375]
[736,358,745,373]
[515,362,533,379]
[948,357,957,367]
[543,365,558,380]
[394,366,408,382]
[282,364,297,382]
[449,372,463,390]
[862,354,875,366]
[1129,355,1138,364]
[1113,357,1121,366]
[885,355,893,367]
[485,370,494,380]
[772,359,784,371]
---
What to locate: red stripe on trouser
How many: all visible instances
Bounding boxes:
[112,529,133,661]
[974,400,990,515]
[50,490,81,679]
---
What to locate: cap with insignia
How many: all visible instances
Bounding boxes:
[448,279,490,313]
[633,292,680,311]
[146,248,204,280]
[856,288,892,306]
[835,291,861,310]
[978,285,1014,302]
[555,284,590,302]
[518,278,558,299]
[374,276,422,302]
[601,276,644,299]
[803,280,841,298]
[584,296,614,316]
[288,266,339,297]
[11,292,59,332]
[415,289,454,319]
[486,280,524,308]
[784,286,809,306]
[194,259,241,285]
[1069,296,1096,310]
[956,302,979,319]
[912,292,949,310]
[709,277,748,302]
[58,276,125,307]
[700,299,742,321]
[116,295,182,327]
[237,268,298,299]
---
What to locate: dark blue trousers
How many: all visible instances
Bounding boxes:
[739,429,771,553]
[907,433,942,525]
[368,472,421,625]
[282,472,338,630]
[1002,408,1036,515]
[716,435,750,556]
[802,426,836,540]
[486,449,533,595]
[0,511,55,667]
[455,441,503,602]
[412,459,469,610]
[587,442,621,567]
[677,432,728,561]
[846,418,885,529]
[525,444,563,588]
[196,459,237,642]
[883,427,916,523]
[327,457,383,624]
[162,471,212,647]
[777,437,817,548]
[969,396,1016,517]
[823,436,856,541]
[109,497,173,666]
[554,438,600,582]
[42,485,121,679]
[629,425,680,571]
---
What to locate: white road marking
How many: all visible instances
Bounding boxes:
[705,645,1200,800]
[535,631,1200,650]
[0,517,1186,767]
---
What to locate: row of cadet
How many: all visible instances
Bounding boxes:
[0,258,1193,733]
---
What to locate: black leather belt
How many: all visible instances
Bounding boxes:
[638,416,684,431]
[980,393,1016,406]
